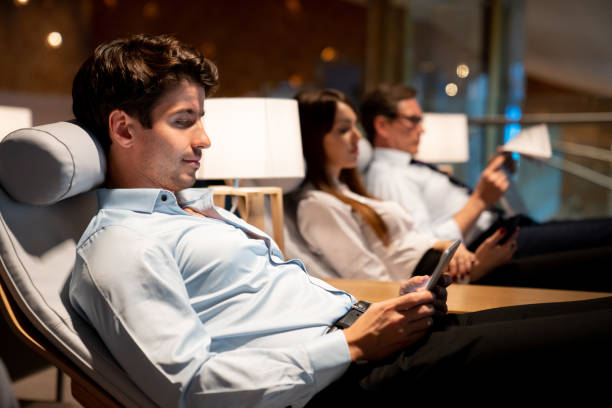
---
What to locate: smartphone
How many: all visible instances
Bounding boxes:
[426,239,462,290]
[498,217,520,245]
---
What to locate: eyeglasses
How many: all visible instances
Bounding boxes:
[394,114,423,127]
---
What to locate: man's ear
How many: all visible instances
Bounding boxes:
[108,109,137,148]
[373,114,391,139]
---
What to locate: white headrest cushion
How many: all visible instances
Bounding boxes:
[0,121,106,205]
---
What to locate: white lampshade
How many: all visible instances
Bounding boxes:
[415,113,469,163]
[196,98,305,180]
[0,106,32,142]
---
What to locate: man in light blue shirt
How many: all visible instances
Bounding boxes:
[69,34,612,406]
[69,34,443,407]
[71,188,356,407]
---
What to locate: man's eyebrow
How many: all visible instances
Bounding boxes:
[172,108,204,116]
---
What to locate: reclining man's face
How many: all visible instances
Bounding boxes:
[386,98,424,155]
[129,80,210,192]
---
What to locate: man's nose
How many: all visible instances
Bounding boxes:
[193,121,211,149]
[417,121,425,135]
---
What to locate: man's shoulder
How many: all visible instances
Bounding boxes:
[367,158,416,188]
[77,208,161,255]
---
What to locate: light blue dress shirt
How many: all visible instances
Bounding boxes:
[69,188,354,408]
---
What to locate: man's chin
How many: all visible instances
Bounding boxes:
[173,175,197,192]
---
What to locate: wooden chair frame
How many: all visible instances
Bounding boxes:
[0,266,122,407]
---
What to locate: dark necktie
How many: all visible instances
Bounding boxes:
[409,158,472,192]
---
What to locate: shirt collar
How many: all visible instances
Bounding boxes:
[372,147,413,166]
[97,188,215,214]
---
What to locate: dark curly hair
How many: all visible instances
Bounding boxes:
[72,34,219,152]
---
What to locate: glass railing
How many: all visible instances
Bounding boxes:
[453,113,612,221]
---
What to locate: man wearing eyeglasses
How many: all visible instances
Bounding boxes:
[361,84,509,248]
[360,84,612,285]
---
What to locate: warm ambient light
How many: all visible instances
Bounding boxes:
[288,74,303,88]
[456,64,470,78]
[104,0,118,7]
[320,46,337,62]
[143,1,159,19]
[445,83,458,97]
[14,0,29,5]
[46,32,63,48]
[285,0,301,14]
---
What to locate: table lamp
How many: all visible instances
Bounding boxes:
[415,113,469,164]
[196,97,305,253]
[0,106,32,142]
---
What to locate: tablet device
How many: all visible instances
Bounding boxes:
[426,239,462,290]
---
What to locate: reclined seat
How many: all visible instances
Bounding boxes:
[0,121,157,407]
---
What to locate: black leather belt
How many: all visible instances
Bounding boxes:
[327,300,371,333]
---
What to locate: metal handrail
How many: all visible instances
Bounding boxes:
[552,141,612,163]
[467,113,612,189]
[545,156,612,190]
[468,112,612,125]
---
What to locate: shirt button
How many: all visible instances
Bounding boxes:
[161,194,168,201]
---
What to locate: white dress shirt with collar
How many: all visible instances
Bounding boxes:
[69,188,354,408]
[297,183,438,281]
[365,147,497,245]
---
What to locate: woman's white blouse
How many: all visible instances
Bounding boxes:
[297,185,438,281]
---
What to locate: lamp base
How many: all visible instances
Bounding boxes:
[209,186,285,255]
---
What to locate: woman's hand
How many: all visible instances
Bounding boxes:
[433,241,475,282]
[470,227,519,282]
[450,243,476,282]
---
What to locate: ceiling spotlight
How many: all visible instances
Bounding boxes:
[14,0,29,6]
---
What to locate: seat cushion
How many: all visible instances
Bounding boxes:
[0,187,157,407]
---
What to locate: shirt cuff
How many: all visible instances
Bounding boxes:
[304,330,352,394]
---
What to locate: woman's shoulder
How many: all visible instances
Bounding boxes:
[297,185,347,213]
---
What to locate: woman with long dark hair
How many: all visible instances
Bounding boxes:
[295,89,514,282]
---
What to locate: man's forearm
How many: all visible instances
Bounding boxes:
[452,194,488,237]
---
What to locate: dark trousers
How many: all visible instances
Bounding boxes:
[469,216,612,257]
[468,216,612,291]
[307,297,612,406]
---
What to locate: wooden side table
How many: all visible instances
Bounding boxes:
[321,278,612,314]
[209,186,285,254]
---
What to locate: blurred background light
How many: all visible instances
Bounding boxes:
[288,74,303,88]
[285,0,302,14]
[445,82,458,96]
[143,2,159,19]
[320,46,337,62]
[456,63,470,78]
[46,32,63,48]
